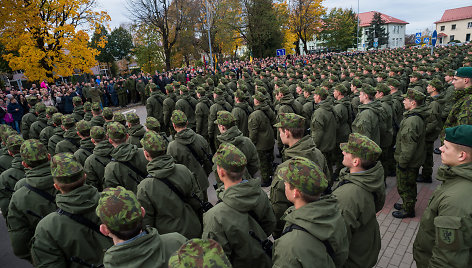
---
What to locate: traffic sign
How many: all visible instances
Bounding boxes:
[415,38,421,44]
[423,37,430,44]
[373,42,378,48]
[276,49,286,56]
[431,30,438,46]
[415,32,422,38]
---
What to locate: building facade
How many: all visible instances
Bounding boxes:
[435,6,472,45]
[358,11,408,50]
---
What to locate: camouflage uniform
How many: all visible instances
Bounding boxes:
[442,81,472,140]
[84,126,113,192]
[39,106,58,146]
[0,127,15,172]
[47,113,64,155]
[232,90,253,137]
[73,120,95,166]
[29,103,48,139]
[96,186,186,268]
[20,96,38,139]
[55,115,81,154]
[83,102,93,121]
[126,113,146,148]
[168,239,231,268]
[332,84,353,175]
[272,157,349,268]
[163,85,177,136]
[90,103,106,127]
[175,86,198,130]
[195,87,212,140]
[146,87,164,126]
[351,84,382,146]
[7,140,58,261]
[71,96,85,122]
[208,88,232,152]
[376,84,394,178]
[31,153,113,268]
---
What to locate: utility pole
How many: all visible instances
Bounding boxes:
[205,0,214,69]
[357,0,359,50]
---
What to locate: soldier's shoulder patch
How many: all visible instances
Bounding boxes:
[434,215,462,250]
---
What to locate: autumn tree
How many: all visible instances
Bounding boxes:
[366,12,389,49]
[132,24,166,73]
[108,26,134,60]
[173,0,201,66]
[274,1,298,54]
[0,0,110,82]
[321,8,358,51]
[288,0,325,55]
[90,25,114,64]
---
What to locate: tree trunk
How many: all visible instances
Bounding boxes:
[302,38,308,55]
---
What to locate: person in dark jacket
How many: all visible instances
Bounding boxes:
[7,98,23,133]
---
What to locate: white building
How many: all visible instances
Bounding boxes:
[435,5,472,45]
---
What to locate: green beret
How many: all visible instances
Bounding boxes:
[103,107,113,120]
[21,139,48,165]
[274,113,305,129]
[171,110,188,125]
[107,122,127,140]
[340,133,382,162]
[50,152,84,183]
[402,88,426,102]
[90,126,107,140]
[61,115,76,127]
[145,117,160,132]
[35,102,46,113]
[428,78,443,91]
[376,83,390,94]
[52,113,63,126]
[6,134,24,151]
[96,186,142,233]
[168,239,231,268]
[313,87,328,99]
[126,112,140,124]
[215,111,235,126]
[46,106,58,116]
[212,143,247,173]
[445,125,472,148]
[76,120,91,133]
[91,102,101,112]
[276,157,328,196]
[72,96,82,105]
[360,84,376,96]
[140,131,166,152]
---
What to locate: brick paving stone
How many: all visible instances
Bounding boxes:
[389,253,404,266]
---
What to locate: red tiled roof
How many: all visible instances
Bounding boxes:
[358,11,409,27]
[435,6,472,23]
[438,33,448,37]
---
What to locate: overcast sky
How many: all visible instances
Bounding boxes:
[97,0,471,34]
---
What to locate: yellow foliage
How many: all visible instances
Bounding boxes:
[287,0,325,48]
[0,0,110,82]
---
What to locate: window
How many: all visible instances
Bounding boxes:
[440,25,445,31]
[468,22,472,29]
[450,35,455,42]
[452,24,456,30]
[467,34,471,42]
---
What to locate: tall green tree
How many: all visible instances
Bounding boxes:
[132,24,165,73]
[320,8,357,51]
[366,12,389,49]
[108,26,134,60]
[90,25,114,64]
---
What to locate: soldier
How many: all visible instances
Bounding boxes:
[163,84,177,136]
[393,88,428,218]
[375,83,394,179]
[440,70,456,122]
[89,82,104,104]
[208,87,232,152]
[7,139,57,262]
[139,131,203,239]
[195,87,212,141]
[83,102,93,121]
[126,76,137,104]
[332,84,353,176]
[231,90,253,137]
[56,115,81,154]
[39,106,58,146]
[442,67,472,140]
[146,83,164,126]
[116,79,128,107]
[311,87,336,179]
[0,126,15,173]
[0,135,25,218]
[202,143,276,268]
[350,79,362,118]
[71,96,85,122]
[302,85,315,129]
[175,85,198,130]
[413,125,472,268]
[29,102,48,139]
[408,72,427,93]
[20,95,38,140]
[167,110,212,200]
[351,84,382,146]
[82,82,92,102]
[102,107,114,130]
[248,91,276,187]
[47,113,64,156]
[74,120,95,166]
[272,157,349,267]
[90,102,106,127]
[103,122,148,193]
[97,186,186,267]
[84,126,113,192]
[113,112,127,127]
[215,111,259,184]
[168,239,231,268]
[331,133,385,267]
[136,78,146,105]
[276,86,303,155]
[126,112,146,148]
[31,153,113,267]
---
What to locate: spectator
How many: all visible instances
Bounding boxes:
[7,98,23,132]
[42,94,54,106]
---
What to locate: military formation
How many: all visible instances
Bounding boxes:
[0,43,472,267]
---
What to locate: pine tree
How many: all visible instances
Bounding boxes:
[366,12,389,50]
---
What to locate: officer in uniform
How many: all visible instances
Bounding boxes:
[413,125,472,267]
[84,126,113,192]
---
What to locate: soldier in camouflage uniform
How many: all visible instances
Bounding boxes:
[20,96,38,140]
[146,84,164,126]
[202,143,276,268]
[126,112,146,148]
[47,113,64,156]
[102,107,114,130]
[0,126,15,173]
[31,153,113,268]
[97,186,186,267]
[375,83,394,179]
[55,115,81,154]
[7,139,57,262]
[332,84,353,176]
[175,85,198,130]
[208,87,232,152]
[83,102,93,121]
[232,90,253,137]
[136,78,146,105]
[29,102,48,139]
[0,135,25,219]
[163,84,177,136]
[351,84,382,146]
[84,126,113,192]
[195,87,212,141]
[332,133,385,267]
[117,79,128,107]
[39,106,58,146]
[139,131,203,239]
[90,102,106,127]
[350,79,362,118]
[272,157,349,268]
[74,120,95,166]
[71,96,85,122]
[393,89,428,218]
[168,239,231,268]
[113,112,127,127]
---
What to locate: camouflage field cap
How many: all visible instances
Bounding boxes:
[445,125,472,147]
[360,84,376,96]
[340,133,382,162]
[351,78,362,88]
[171,110,188,125]
[103,107,113,119]
[90,126,107,140]
[279,86,291,95]
[428,78,443,91]
[334,84,349,95]
[234,90,246,99]
[212,143,247,173]
[165,84,174,92]
[27,95,39,105]
[304,84,315,93]
[180,85,188,93]
[172,81,181,87]
[1,127,15,143]
[126,112,140,124]
[410,72,422,79]
[196,87,206,95]
[274,113,305,129]
[313,87,328,99]
[35,102,46,113]
[253,91,265,102]
[402,88,426,102]
[386,78,400,88]
[52,112,64,126]
[113,113,126,124]
[215,111,235,126]
[276,157,328,196]
[376,83,390,94]
[168,239,231,268]
[96,186,142,232]
[46,106,58,116]
[140,131,166,152]
[84,102,92,111]
[206,78,214,85]
[76,120,91,133]
[62,114,76,126]
[21,139,48,165]
[145,117,160,132]
[91,102,101,112]
[107,122,127,140]
[6,134,24,151]
[72,96,82,105]
[51,152,84,183]
[213,87,224,95]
